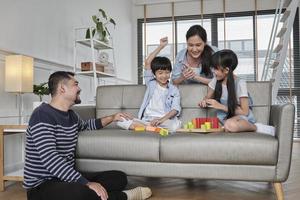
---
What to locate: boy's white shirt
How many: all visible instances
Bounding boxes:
[138,69,181,119]
[143,83,168,121]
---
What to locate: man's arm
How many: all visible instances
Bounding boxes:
[100,112,133,127]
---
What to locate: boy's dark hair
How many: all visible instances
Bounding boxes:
[186,25,213,78]
[48,71,75,96]
[151,56,172,74]
[212,49,238,119]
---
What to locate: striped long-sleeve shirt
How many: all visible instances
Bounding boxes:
[23,103,102,189]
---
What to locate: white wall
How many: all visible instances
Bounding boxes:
[0,0,134,174]
[0,0,134,123]
[0,0,134,81]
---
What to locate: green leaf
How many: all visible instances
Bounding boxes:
[85,28,96,39]
[92,15,98,24]
[85,29,90,39]
[96,22,104,33]
[33,82,50,100]
[109,18,116,26]
[99,8,107,20]
[105,27,111,36]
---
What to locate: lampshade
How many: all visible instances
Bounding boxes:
[5,55,34,93]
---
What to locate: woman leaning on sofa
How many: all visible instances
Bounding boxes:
[171,24,216,85]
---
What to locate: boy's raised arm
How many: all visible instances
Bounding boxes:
[144,37,168,70]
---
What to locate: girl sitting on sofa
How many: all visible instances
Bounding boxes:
[117,37,181,132]
[198,49,275,135]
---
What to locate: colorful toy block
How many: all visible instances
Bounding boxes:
[134,126,145,131]
[155,127,161,133]
[204,122,211,130]
[159,128,169,136]
[146,126,157,132]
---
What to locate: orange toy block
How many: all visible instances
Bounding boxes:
[155,127,161,133]
[146,126,157,132]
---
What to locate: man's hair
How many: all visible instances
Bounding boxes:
[48,71,75,96]
[151,56,172,74]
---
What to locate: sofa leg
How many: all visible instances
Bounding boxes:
[273,182,284,200]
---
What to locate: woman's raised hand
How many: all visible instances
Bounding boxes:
[182,64,196,80]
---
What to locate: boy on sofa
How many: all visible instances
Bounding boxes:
[117,37,181,132]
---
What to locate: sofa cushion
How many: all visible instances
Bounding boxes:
[160,132,278,165]
[96,85,146,129]
[76,129,160,162]
[178,84,207,124]
[247,82,271,124]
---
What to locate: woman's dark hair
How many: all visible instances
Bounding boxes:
[151,56,172,75]
[186,25,213,77]
[211,49,238,119]
[48,71,75,96]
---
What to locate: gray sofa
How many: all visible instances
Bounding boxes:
[74,82,295,200]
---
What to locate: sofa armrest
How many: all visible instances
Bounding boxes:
[72,105,96,120]
[269,103,295,182]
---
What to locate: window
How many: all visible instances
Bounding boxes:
[143,21,174,62]
[218,16,254,81]
[137,9,299,137]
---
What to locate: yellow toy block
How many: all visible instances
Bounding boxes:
[201,124,206,131]
[187,121,194,129]
[183,124,188,129]
[159,128,169,136]
[204,122,211,130]
[134,126,145,131]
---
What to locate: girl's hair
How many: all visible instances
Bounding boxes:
[211,49,238,119]
[151,56,172,75]
[186,25,213,77]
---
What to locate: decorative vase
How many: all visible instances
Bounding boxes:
[96,32,109,44]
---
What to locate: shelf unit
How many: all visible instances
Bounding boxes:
[0,125,27,191]
[73,27,116,98]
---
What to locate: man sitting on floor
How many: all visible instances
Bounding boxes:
[24,71,152,200]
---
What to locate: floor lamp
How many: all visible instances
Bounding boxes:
[5,55,34,124]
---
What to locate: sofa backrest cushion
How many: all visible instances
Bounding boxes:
[206,81,271,124]
[96,82,271,128]
[177,84,207,125]
[247,81,271,124]
[96,85,146,128]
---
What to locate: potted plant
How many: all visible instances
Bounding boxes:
[33,82,50,109]
[85,8,116,43]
